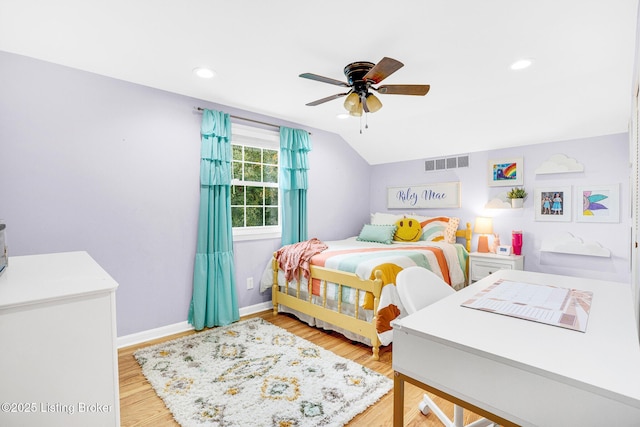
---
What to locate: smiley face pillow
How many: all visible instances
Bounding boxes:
[393,217,423,242]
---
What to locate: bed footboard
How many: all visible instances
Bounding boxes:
[272,255,384,360]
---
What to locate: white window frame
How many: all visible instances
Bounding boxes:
[230,124,281,241]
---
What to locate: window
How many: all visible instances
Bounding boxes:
[230,124,280,240]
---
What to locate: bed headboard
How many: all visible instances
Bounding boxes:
[456,222,473,252]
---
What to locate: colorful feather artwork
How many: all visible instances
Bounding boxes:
[582,190,609,216]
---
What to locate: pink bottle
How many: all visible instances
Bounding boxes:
[512,231,523,255]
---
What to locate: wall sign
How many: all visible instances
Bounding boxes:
[387,182,461,209]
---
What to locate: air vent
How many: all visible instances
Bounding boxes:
[425,154,469,172]
[425,160,435,172]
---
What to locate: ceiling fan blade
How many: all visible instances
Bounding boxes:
[363,57,404,84]
[305,92,349,106]
[376,84,431,96]
[299,73,350,87]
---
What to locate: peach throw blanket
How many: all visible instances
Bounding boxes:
[275,238,328,282]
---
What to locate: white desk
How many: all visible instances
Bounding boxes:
[392,269,640,427]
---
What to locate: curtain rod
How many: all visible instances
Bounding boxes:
[194,107,310,135]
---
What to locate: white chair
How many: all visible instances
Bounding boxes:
[395,266,495,427]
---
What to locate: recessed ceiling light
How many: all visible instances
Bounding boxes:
[510,59,533,70]
[193,67,216,79]
[336,113,350,119]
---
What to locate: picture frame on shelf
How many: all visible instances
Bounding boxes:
[488,157,524,187]
[576,184,620,223]
[535,186,572,222]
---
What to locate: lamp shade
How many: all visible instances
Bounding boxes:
[348,100,363,117]
[474,217,493,235]
[343,92,360,111]
[365,93,382,113]
[474,217,493,253]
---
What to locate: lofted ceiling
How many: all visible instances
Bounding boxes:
[0,0,638,165]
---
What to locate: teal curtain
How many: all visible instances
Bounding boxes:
[280,127,312,245]
[188,109,239,330]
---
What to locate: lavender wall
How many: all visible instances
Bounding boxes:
[1,50,631,339]
[0,51,371,336]
[370,134,631,283]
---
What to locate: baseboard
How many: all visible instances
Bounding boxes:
[239,301,272,317]
[117,321,194,349]
[117,301,273,349]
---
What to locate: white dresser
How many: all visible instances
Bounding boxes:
[0,251,120,426]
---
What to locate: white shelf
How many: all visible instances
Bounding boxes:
[540,232,610,257]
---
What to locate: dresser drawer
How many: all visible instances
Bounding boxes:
[468,253,524,284]
[470,262,513,280]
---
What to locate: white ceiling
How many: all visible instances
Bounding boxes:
[1,1,638,165]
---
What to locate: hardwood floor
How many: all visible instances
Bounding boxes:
[118,310,489,426]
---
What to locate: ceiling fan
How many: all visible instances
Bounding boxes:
[299,57,430,117]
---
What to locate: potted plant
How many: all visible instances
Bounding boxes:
[507,187,527,208]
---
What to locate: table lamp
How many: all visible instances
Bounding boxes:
[474,217,493,253]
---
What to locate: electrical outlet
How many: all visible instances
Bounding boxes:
[246,277,254,290]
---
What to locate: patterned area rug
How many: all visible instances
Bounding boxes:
[134,318,392,426]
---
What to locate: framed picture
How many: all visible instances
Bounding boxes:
[535,186,572,221]
[576,184,620,223]
[488,157,524,187]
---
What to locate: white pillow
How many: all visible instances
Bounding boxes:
[370,212,405,225]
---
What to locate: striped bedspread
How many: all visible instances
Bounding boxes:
[262,237,468,346]
[308,238,467,345]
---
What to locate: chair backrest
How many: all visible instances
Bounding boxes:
[396,266,456,314]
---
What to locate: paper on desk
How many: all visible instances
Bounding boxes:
[461,279,592,332]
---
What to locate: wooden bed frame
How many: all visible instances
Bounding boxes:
[271,222,473,360]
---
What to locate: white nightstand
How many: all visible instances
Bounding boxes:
[468,252,524,285]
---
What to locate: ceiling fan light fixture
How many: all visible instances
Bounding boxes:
[343,92,360,112]
[349,101,363,117]
[365,93,383,113]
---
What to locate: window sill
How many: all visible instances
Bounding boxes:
[233,230,281,242]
